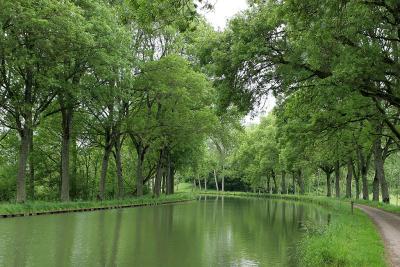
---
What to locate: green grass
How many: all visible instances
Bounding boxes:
[297,202,386,267]
[176,182,195,193]
[201,190,387,267]
[0,192,195,216]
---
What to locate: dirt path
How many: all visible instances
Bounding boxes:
[357,204,400,267]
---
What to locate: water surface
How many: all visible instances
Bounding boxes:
[0,196,328,266]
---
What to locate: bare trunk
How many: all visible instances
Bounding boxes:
[358,149,370,200]
[281,171,287,194]
[166,152,174,195]
[345,158,353,198]
[16,69,33,203]
[297,169,305,194]
[99,145,112,200]
[355,176,360,199]
[154,150,163,197]
[162,173,166,193]
[271,170,278,194]
[354,163,360,200]
[266,175,271,193]
[70,133,78,200]
[197,174,201,191]
[114,135,124,199]
[93,157,99,199]
[213,169,219,191]
[373,171,380,201]
[84,155,90,199]
[60,106,73,202]
[131,136,147,198]
[16,128,30,203]
[28,129,34,200]
[292,171,296,194]
[136,147,144,197]
[326,172,332,197]
[166,160,171,195]
[335,161,340,198]
[361,170,369,200]
[221,166,225,192]
[169,166,175,194]
[374,137,390,203]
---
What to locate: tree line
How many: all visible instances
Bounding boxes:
[187,0,400,204]
[0,0,221,203]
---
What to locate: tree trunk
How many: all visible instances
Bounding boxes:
[162,173,166,193]
[372,171,380,201]
[16,128,30,203]
[70,133,78,200]
[213,169,219,191]
[114,135,124,199]
[345,158,353,198]
[99,144,112,200]
[358,149,370,200]
[28,128,35,200]
[204,175,207,191]
[154,150,163,197]
[374,137,390,203]
[326,171,332,197]
[297,169,305,194]
[355,176,360,200]
[266,175,271,193]
[16,69,33,203]
[361,170,369,200]
[166,154,171,194]
[292,171,296,194]
[166,152,174,195]
[169,165,175,195]
[335,161,340,198]
[221,166,225,192]
[84,155,90,199]
[60,106,73,202]
[281,171,287,194]
[271,170,278,194]
[92,157,99,199]
[354,162,360,200]
[197,174,201,191]
[136,146,144,197]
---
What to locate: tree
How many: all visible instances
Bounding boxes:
[0,0,95,202]
[128,55,214,196]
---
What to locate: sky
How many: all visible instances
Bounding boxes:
[201,0,248,31]
[200,0,276,124]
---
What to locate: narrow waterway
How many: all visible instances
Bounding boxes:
[0,196,329,267]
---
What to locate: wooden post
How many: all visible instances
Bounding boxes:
[351,201,354,214]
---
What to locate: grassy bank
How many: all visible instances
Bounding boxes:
[201,190,387,267]
[297,201,386,267]
[354,198,400,215]
[0,193,195,217]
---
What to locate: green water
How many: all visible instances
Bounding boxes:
[0,196,328,267]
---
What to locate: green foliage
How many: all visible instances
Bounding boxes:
[191,0,400,205]
[0,0,219,201]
